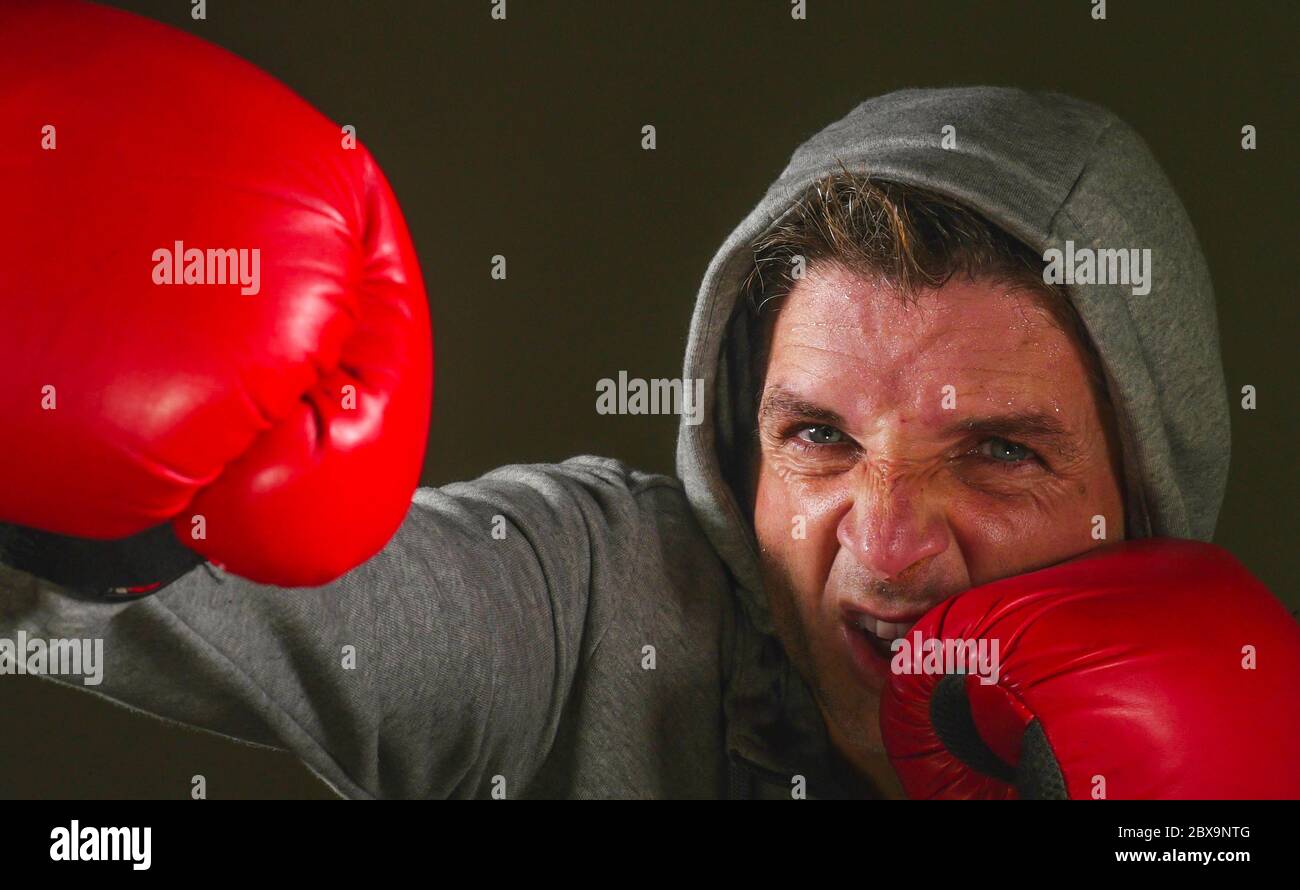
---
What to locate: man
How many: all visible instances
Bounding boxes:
[743,174,1128,792]
[3,3,1296,800]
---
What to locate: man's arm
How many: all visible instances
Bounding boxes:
[1,459,651,799]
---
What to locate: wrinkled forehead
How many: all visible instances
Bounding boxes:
[758,266,1079,394]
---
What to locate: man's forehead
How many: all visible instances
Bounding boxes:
[760,375,1068,429]
[766,272,1073,390]
[753,265,1109,451]
[774,270,1059,343]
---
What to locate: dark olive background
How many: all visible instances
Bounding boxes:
[2,0,1294,799]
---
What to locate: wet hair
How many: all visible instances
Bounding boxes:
[743,166,1113,413]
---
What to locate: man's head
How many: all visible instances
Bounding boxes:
[744,171,1125,769]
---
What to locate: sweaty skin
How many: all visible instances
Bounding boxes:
[752,263,1125,798]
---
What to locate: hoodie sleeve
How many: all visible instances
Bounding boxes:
[0,457,657,799]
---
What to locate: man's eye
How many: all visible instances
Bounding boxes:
[796,425,845,445]
[978,437,1035,463]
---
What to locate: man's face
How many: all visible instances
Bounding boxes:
[753,263,1124,767]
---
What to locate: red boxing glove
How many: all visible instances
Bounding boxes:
[880,539,1300,799]
[0,1,432,588]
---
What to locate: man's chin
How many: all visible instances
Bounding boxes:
[812,668,887,756]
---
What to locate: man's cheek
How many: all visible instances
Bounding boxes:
[947,492,1099,586]
[757,471,834,553]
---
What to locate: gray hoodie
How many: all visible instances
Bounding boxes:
[0,86,1226,799]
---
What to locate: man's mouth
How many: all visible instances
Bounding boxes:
[840,608,927,682]
[852,614,917,659]
[854,614,917,644]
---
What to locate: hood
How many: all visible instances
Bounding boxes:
[677,86,1228,635]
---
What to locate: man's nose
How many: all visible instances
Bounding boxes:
[835,466,947,582]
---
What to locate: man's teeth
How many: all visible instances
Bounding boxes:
[856,615,914,641]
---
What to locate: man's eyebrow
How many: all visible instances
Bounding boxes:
[758,386,846,427]
[759,389,1083,458]
[941,411,1081,457]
